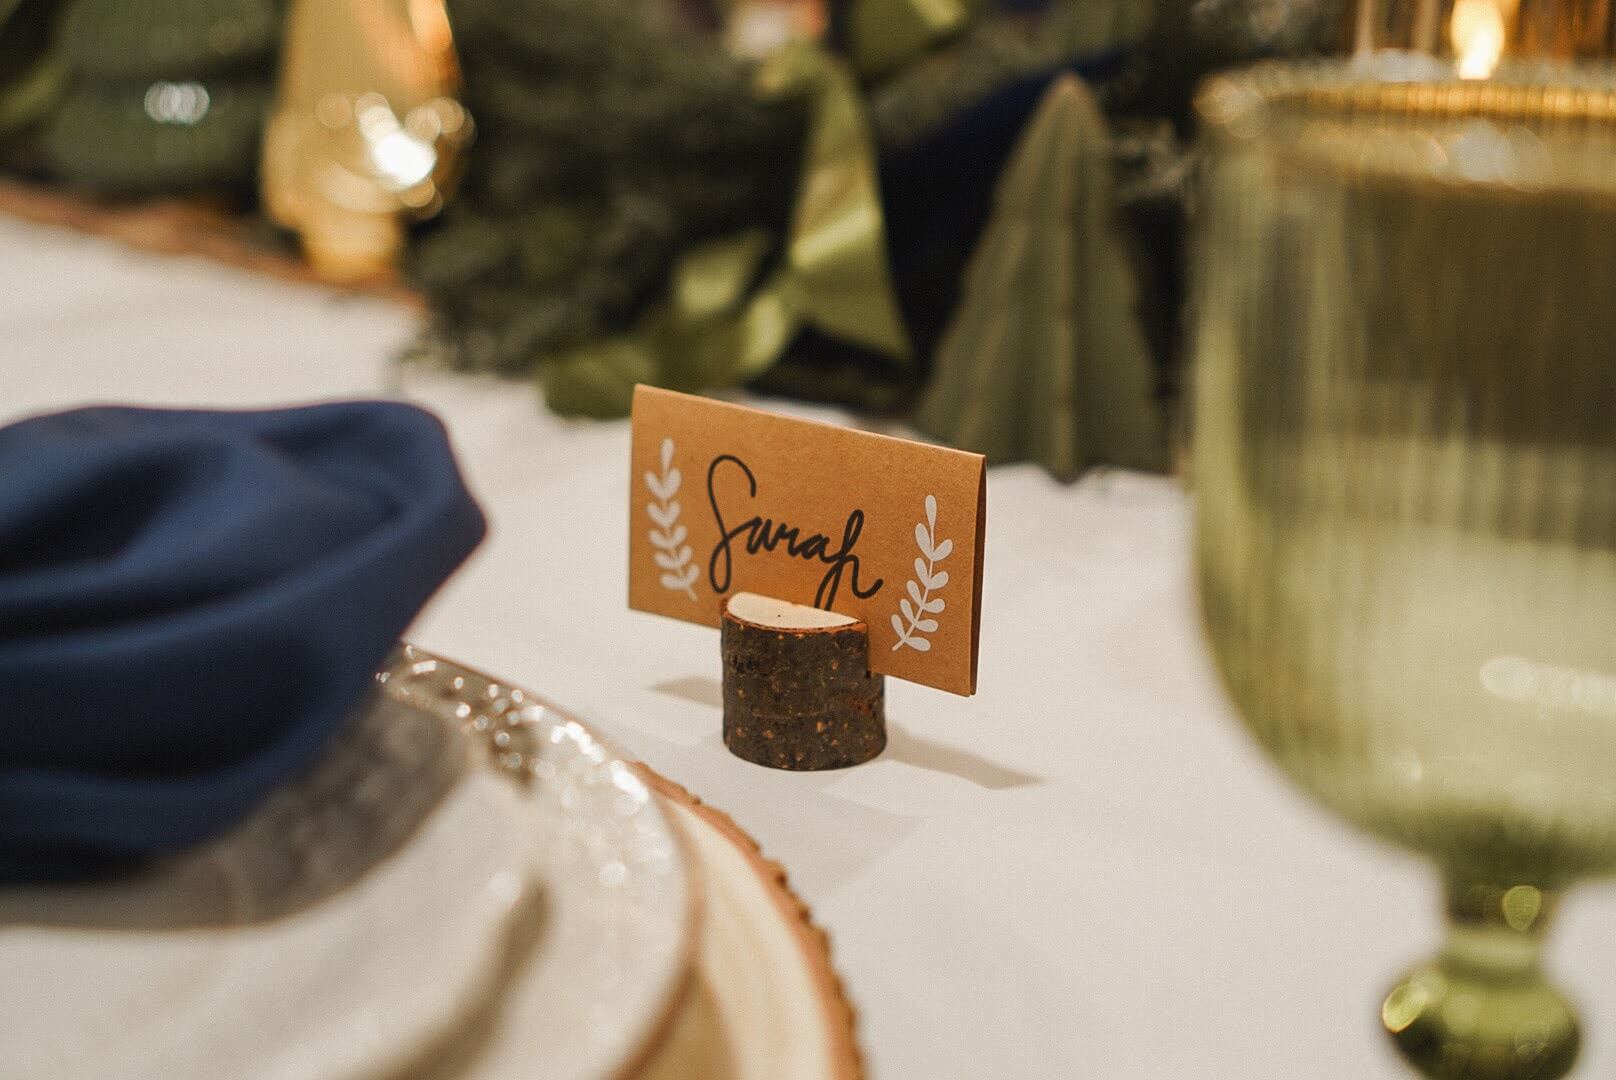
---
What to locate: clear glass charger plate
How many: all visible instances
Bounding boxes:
[0,644,695,1080]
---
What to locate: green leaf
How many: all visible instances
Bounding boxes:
[538,336,657,419]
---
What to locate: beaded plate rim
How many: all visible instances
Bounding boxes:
[377,644,697,1080]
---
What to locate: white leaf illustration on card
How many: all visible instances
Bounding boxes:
[656,523,689,549]
[648,501,680,529]
[647,437,697,599]
[892,494,952,653]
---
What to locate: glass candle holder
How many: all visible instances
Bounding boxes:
[1345,0,1616,73]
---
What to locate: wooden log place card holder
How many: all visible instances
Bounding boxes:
[629,386,987,770]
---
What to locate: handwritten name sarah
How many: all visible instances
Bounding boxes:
[706,454,883,609]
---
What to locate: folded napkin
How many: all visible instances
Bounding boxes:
[0,402,486,882]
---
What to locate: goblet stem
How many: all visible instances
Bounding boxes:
[1383,878,1579,1080]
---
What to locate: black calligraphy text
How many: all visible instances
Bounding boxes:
[706,454,883,609]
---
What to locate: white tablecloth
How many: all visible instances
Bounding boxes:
[3,217,1613,1079]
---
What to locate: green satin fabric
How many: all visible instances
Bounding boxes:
[541,39,913,417]
[760,41,911,362]
[850,0,968,78]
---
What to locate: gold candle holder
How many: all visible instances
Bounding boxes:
[262,0,471,282]
[1194,57,1616,1080]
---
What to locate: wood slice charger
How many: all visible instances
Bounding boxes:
[631,769,864,1080]
[721,594,885,771]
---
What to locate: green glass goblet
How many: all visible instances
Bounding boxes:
[1192,60,1616,1079]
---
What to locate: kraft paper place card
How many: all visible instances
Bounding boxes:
[629,386,986,695]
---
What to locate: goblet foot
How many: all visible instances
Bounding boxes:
[1383,962,1578,1080]
[1382,882,1579,1080]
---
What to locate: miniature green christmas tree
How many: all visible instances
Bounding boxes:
[914,73,1168,480]
[42,0,282,193]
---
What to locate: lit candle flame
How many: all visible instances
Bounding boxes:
[1450,0,1516,80]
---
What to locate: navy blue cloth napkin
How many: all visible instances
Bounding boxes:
[0,402,486,882]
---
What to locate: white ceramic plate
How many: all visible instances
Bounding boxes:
[395,653,858,1080]
[0,688,539,1080]
[375,645,696,1080]
[0,645,694,1080]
